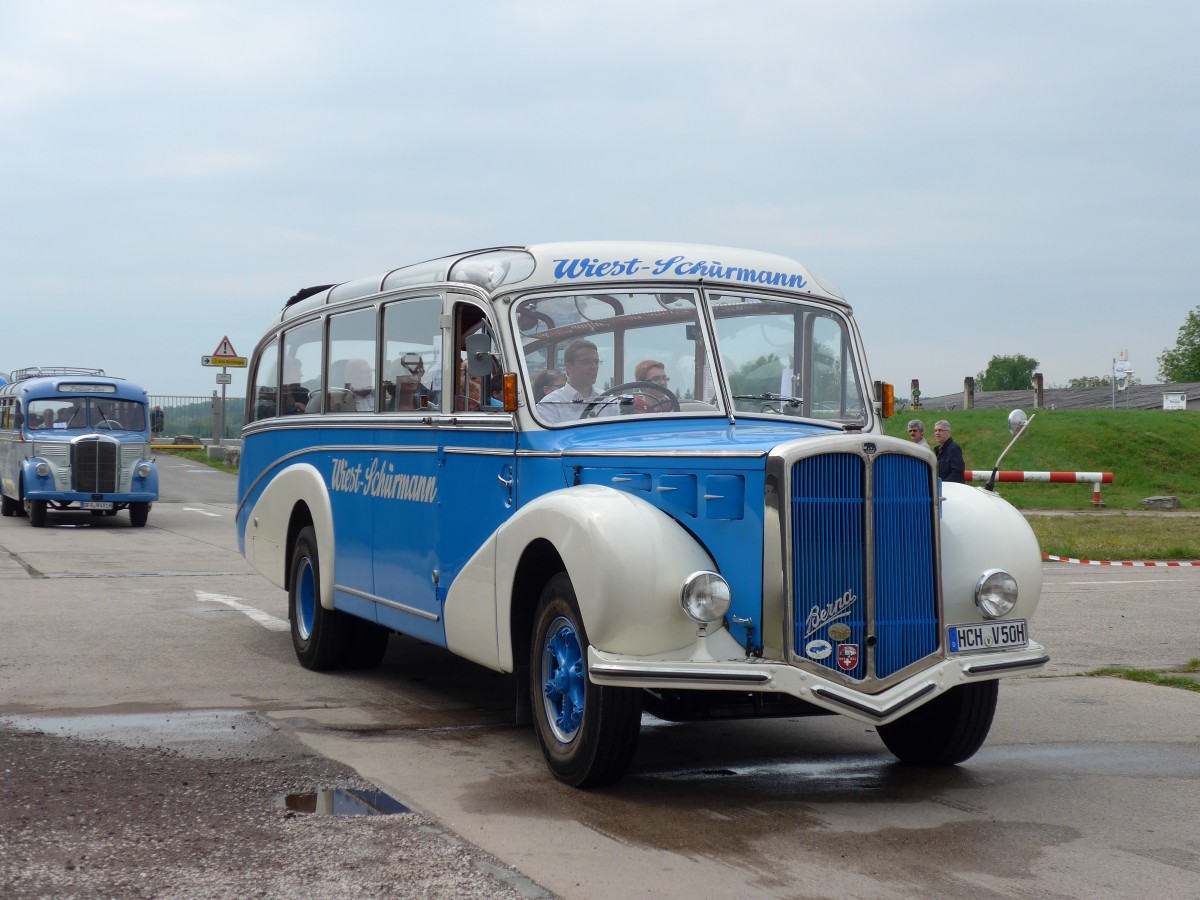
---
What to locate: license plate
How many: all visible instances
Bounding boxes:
[81,501,113,510]
[948,619,1027,653]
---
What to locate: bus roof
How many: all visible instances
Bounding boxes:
[277,241,847,324]
[0,369,148,403]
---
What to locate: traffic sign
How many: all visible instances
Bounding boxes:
[212,336,238,357]
[201,355,247,368]
[216,373,233,384]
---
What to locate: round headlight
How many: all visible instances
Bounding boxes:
[137,463,152,478]
[35,461,51,477]
[975,568,1017,618]
[680,571,731,624]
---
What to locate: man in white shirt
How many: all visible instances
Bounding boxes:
[343,358,377,412]
[536,339,613,424]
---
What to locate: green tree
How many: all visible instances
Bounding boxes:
[1158,306,1200,382]
[976,354,1039,391]
[1066,374,1141,389]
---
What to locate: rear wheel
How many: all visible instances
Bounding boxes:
[877,680,999,766]
[289,526,350,670]
[530,573,641,787]
[129,502,150,528]
[0,493,17,517]
[27,499,47,528]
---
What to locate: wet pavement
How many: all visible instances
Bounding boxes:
[0,711,553,899]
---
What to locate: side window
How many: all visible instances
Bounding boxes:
[251,339,280,421]
[283,319,324,414]
[382,296,441,412]
[328,307,379,413]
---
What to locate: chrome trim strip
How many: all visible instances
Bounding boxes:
[962,653,1050,676]
[562,449,765,459]
[589,663,772,685]
[809,681,937,721]
[442,447,516,457]
[335,584,440,622]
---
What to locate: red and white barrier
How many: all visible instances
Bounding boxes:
[965,471,1113,506]
[1044,555,1200,567]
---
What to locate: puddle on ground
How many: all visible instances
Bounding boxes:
[277,788,410,816]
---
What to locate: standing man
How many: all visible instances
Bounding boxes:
[933,419,965,483]
[907,419,929,448]
[536,339,610,424]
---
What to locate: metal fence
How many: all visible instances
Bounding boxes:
[148,394,244,442]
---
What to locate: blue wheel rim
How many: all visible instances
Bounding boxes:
[540,615,585,743]
[295,556,316,640]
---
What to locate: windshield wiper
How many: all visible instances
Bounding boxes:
[733,392,803,408]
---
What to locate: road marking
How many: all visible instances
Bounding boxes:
[195,590,289,631]
[182,507,222,517]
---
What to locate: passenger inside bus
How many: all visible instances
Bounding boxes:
[342,358,376,412]
[282,358,309,414]
[386,354,431,411]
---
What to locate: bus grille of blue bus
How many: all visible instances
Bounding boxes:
[791,452,938,682]
[72,440,119,493]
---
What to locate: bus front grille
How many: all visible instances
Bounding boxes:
[790,451,939,683]
[72,439,119,493]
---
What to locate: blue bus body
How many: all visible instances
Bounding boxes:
[237,242,1047,786]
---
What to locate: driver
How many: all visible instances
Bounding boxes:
[536,339,614,424]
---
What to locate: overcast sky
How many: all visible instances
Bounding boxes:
[3,1,1196,402]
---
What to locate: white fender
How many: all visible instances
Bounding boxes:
[445,485,717,671]
[245,463,335,609]
[938,482,1043,625]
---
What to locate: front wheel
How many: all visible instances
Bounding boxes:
[289,525,350,670]
[530,573,641,787]
[876,680,999,766]
[0,493,18,517]
[27,499,47,528]
[129,502,150,528]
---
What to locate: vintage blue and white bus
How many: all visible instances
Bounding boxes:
[237,242,1047,786]
[0,367,158,527]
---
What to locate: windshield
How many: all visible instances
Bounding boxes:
[26,398,147,432]
[514,289,867,426]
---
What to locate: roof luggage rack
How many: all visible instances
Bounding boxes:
[8,366,107,382]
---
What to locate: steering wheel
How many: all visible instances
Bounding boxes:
[582,381,680,418]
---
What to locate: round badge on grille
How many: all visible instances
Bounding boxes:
[828,623,852,642]
[863,442,877,454]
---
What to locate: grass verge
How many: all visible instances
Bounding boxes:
[1025,514,1200,561]
[155,448,239,475]
[1084,659,1200,693]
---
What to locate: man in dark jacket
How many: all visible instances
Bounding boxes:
[933,419,965,483]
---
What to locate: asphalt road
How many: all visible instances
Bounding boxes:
[2,454,1199,898]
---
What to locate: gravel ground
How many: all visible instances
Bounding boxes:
[0,713,553,899]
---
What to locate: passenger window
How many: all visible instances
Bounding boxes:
[282,319,324,414]
[328,308,378,413]
[382,296,441,412]
[251,339,280,420]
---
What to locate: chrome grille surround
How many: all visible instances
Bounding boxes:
[766,435,943,694]
[71,435,121,493]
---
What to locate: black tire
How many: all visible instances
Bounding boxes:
[0,493,17,517]
[27,499,47,528]
[341,619,390,670]
[877,680,999,766]
[289,526,350,670]
[129,502,150,528]
[529,573,641,787]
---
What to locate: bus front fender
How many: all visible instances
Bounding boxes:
[448,485,717,672]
